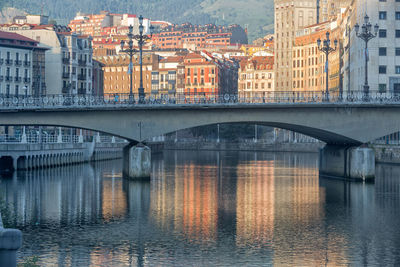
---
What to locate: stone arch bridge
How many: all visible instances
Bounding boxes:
[0,103,399,180]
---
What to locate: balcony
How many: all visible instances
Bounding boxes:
[62,57,70,64]
[0,76,3,82]
[78,88,86,94]
[5,76,13,82]
[5,59,12,65]
[0,59,3,65]
[62,86,69,94]
[62,72,70,79]
[23,77,31,83]
[78,59,87,66]
[14,76,22,82]
[78,74,86,81]
[14,60,22,66]
[24,61,31,67]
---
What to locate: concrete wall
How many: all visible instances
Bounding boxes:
[319,145,375,181]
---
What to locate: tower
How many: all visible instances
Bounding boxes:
[274,0,318,91]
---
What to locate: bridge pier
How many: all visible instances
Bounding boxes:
[123,143,151,180]
[319,145,375,181]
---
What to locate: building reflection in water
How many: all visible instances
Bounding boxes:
[1,152,400,266]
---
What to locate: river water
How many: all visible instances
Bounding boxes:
[1,150,400,266]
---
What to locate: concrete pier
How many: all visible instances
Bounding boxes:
[123,144,151,180]
[0,213,22,267]
[319,145,375,181]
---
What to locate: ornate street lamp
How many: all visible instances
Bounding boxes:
[355,14,379,100]
[120,26,136,103]
[317,31,338,102]
[120,15,154,104]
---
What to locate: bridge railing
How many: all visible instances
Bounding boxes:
[0,134,127,144]
[0,91,399,108]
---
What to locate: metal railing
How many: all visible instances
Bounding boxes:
[0,134,126,144]
[0,91,399,109]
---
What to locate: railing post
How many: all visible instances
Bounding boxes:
[20,127,27,144]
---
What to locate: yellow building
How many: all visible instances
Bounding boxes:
[292,21,341,94]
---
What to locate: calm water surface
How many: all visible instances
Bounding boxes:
[1,150,400,266]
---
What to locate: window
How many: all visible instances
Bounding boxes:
[396,12,400,20]
[379,84,387,92]
[379,11,387,20]
[396,66,400,74]
[379,47,387,56]
[379,29,387,38]
[379,65,387,74]
[396,48,400,56]
[397,30,400,38]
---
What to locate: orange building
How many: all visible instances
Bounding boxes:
[152,23,248,50]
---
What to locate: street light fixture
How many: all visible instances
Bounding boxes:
[355,14,379,100]
[120,15,154,104]
[317,31,338,102]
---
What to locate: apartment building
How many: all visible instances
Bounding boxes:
[152,23,248,50]
[184,52,238,96]
[347,0,400,93]
[274,0,318,91]
[151,56,185,95]
[238,56,274,98]
[95,54,159,95]
[1,24,94,95]
[293,21,341,92]
[0,31,47,96]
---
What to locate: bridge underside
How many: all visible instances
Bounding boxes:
[0,104,399,145]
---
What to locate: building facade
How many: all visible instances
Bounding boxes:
[347,0,400,94]
[274,0,318,91]
[238,56,274,98]
[0,31,47,97]
[0,24,94,95]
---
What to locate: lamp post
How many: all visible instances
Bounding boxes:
[120,15,154,104]
[120,25,136,103]
[317,32,338,102]
[355,14,379,101]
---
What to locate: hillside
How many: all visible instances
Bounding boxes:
[0,0,274,41]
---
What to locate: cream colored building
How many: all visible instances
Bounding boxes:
[238,56,274,98]
[293,21,341,93]
[274,0,318,91]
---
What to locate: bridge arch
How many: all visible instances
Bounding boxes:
[0,104,399,145]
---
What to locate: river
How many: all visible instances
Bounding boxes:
[1,150,400,266]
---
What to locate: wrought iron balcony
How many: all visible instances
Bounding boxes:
[62,72,70,79]
[5,76,12,82]
[62,57,70,64]
[14,76,22,82]
[23,61,31,67]
[23,77,31,83]
[5,59,12,65]
[14,60,22,66]
[78,74,86,81]
[0,76,3,82]
[0,59,3,65]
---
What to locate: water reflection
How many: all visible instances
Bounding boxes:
[0,151,400,266]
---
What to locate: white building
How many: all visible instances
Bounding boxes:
[348,0,400,93]
[1,24,93,95]
[0,31,47,96]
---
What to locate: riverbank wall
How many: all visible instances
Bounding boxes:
[164,141,324,153]
[372,145,400,164]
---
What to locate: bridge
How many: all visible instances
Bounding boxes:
[0,91,398,180]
